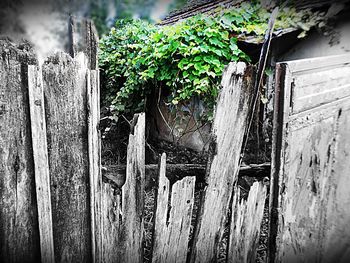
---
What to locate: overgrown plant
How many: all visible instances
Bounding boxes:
[99,2,326,121]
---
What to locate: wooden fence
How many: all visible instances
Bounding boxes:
[101,62,268,263]
[0,39,100,263]
[0,38,268,262]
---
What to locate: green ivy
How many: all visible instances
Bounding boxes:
[99,2,326,119]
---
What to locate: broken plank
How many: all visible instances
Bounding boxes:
[120,113,146,263]
[28,65,55,263]
[152,153,195,263]
[228,182,267,263]
[190,62,255,263]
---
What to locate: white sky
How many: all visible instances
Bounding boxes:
[150,0,174,21]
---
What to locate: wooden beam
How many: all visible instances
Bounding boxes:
[102,163,270,188]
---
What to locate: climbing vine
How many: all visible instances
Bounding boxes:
[99,1,327,120]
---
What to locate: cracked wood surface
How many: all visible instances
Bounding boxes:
[190,62,255,262]
[271,54,350,263]
[0,40,41,263]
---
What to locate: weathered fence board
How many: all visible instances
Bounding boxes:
[152,153,195,263]
[42,52,91,262]
[101,182,120,263]
[28,65,55,263]
[228,182,267,263]
[190,62,255,262]
[87,69,102,263]
[119,113,146,263]
[0,40,41,262]
[270,54,350,263]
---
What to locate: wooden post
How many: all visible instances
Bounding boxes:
[28,65,55,263]
[190,62,255,262]
[228,182,267,263]
[0,39,41,262]
[42,52,91,262]
[119,113,146,263]
[152,153,195,263]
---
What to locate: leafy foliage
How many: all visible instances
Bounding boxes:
[99,2,326,119]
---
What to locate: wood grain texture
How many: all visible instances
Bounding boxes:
[101,182,120,263]
[228,182,267,263]
[120,113,146,263]
[28,65,55,263]
[0,40,41,262]
[190,62,255,263]
[152,153,195,263]
[42,52,91,263]
[271,55,350,263]
[87,69,102,263]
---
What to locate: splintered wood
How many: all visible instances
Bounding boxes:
[190,62,255,262]
[228,182,267,263]
[152,153,195,263]
[120,113,146,263]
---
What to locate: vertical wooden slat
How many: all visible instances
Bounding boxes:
[0,40,41,262]
[28,65,55,263]
[190,62,255,262]
[228,182,267,263]
[152,153,195,263]
[42,52,91,263]
[101,182,120,263]
[152,153,170,262]
[120,113,146,263]
[87,69,102,263]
